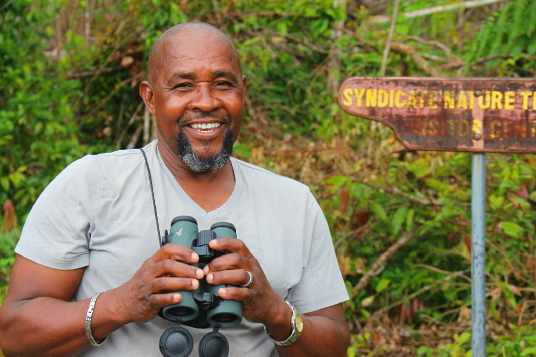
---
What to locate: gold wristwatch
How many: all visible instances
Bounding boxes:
[265,301,304,346]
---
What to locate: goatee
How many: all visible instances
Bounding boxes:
[176,129,234,172]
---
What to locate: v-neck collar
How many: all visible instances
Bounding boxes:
[156,143,244,220]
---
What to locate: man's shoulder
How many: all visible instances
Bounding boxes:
[55,142,155,189]
[84,141,158,171]
[231,157,310,193]
[92,145,148,162]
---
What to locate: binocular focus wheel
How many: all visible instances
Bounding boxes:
[198,331,229,357]
[159,325,194,357]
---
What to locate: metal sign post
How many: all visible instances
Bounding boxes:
[338,77,536,355]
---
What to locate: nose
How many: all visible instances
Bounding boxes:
[189,84,221,112]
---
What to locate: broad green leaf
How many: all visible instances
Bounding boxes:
[498,221,524,238]
[370,202,387,221]
[391,206,408,236]
[375,278,391,293]
[489,195,504,210]
[424,178,453,193]
[458,331,471,345]
[511,197,531,210]
[520,347,536,356]
[276,22,287,36]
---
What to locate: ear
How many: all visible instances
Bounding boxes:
[242,75,247,91]
[139,81,156,115]
[242,75,247,103]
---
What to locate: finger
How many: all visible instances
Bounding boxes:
[206,269,251,286]
[204,252,249,273]
[151,243,200,264]
[217,287,251,302]
[150,276,200,295]
[209,238,253,258]
[154,259,204,280]
[147,292,182,309]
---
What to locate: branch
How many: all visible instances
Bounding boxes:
[341,28,379,53]
[399,33,464,67]
[373,269,470,315]
[364,180,444,206]
[390,42,445,77]
[455,54,536,74]
[79,72,144,124]
[354,230,416,292]
[67,65,123,80]
[367,0,508,24]
[232,11,318,19]
[264,28,331,54]
[380,0,401,76]
[116,101,144,147]
[475,54,536,65]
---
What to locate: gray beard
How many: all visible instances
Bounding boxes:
[176,129,234,172]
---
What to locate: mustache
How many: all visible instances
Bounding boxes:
[179,110,230,124]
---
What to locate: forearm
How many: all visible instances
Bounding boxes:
[263,301,350,357]
[0,290,125,357]
[273,314,349,357]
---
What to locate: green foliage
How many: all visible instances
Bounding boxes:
[466,0,536,74]
[0,0,85,217]
[2,1,536,355]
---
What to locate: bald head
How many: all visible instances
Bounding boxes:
[147,22,241,84]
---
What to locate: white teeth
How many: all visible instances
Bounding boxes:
[190,123,221,130]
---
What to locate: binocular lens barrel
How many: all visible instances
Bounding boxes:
[161,216,242,328]
[162,216,200,322]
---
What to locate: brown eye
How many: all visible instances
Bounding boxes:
[172,83,195,92]
[214,81,234,89]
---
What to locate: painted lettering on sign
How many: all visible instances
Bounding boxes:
[338,77,536,153]
[342,89,536,111]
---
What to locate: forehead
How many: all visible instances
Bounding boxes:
[154,30,240,82]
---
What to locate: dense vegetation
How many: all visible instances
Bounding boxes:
[2,0,536,355]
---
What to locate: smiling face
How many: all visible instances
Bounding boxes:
[140,26,246,172]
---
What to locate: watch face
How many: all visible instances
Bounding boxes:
[295,313,304,333]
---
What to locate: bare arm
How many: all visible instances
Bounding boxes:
[0,245,203,357]
[273,304,350,357]
[204,238,350,357]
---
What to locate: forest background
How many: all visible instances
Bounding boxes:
[1,0,536,355]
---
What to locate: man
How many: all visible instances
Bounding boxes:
[0,22,350,356]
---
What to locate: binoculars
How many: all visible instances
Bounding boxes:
[159,216,242,357]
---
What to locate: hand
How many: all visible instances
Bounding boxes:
[113,243,205,324]
[202,238,288,325]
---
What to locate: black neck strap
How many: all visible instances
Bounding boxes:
[140,148,161,243]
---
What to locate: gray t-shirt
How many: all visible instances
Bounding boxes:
[16,140,349,357]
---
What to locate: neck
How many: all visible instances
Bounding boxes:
[157,139,236,212]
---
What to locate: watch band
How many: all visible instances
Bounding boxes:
[85,292,108,346]
[264,301,303,346]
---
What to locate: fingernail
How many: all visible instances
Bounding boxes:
[174,294,181,302]
[203,265,210,274]
[207,274,213,282]
[191,252,199,260]
[210,240,217,246]
[196,269,204,279]
[219,288,226,296]
[192,280,199,289]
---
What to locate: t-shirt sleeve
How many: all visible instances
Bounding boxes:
[15,155,101,270]
[286,191,349,314]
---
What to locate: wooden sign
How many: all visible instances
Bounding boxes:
[339,77,536,153]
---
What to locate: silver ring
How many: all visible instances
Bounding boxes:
[241,271,254,288]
